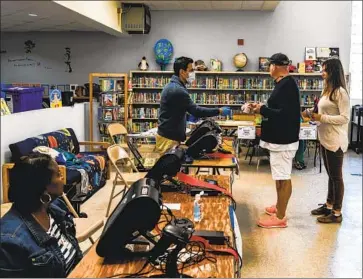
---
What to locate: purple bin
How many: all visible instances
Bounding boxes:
[4,87,44,113]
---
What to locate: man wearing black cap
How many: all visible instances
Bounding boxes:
[250,53,301,228]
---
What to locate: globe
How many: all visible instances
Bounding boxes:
[154,39,174,71]
[233,53,248,71]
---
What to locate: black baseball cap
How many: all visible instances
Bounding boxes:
[268,53,290,66]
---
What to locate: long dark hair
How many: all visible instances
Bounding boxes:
[322,58,348,102]
[9,153,54,214]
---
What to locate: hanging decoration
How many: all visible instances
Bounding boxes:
[154,39,173,71]
[24,40,35,54]
[64,47,72,73]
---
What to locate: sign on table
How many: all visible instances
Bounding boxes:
[299,125,318,140]
[237,125,317,140]
[238,126,256,139]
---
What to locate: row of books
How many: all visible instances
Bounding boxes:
[297,79,323,90]
[133,93,161,103]
[189,77,324,90]
[100,79,125,92]
[132,108,160,119]
[132,77,171,88]
[132,122,158,133]
[190,93,246,104]
[100,92,125,107]
[98,107,125,121]
[189,77,275,90]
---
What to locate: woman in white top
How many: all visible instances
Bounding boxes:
[303,58,350,223]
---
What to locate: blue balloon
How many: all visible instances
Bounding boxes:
[154,39,173,66]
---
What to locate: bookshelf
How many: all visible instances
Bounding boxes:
[129,71,173,133]
[88,73,128,147]
[129,70,325,133]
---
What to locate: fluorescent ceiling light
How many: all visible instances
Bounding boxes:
[28,13,38,17]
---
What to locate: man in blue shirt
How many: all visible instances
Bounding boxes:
[156,56,230,154]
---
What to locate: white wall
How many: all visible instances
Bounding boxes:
[0,1,352,85]
[0,104,86,165]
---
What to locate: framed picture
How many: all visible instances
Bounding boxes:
[316,47,330,58]
[56,84,66,92]
[329,48,339,58]
[41,84,49,96]
[259,57,270,72]
[305,47,317,61]
[210,59,222,72]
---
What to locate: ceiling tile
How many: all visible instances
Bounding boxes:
[261,1,280,11]
[149,1,183,10]
[180,1,212,10]
[241,1,264,10]
[211,1,243,10]
[0,1,38,16]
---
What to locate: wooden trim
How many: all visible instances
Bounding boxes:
[2,163,14,203]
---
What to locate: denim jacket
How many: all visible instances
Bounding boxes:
[0,203,83,278]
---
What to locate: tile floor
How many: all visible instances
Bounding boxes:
[79,148,362,278]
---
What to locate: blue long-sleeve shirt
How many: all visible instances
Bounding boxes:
[157,75,220,141]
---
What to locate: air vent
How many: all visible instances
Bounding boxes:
[121,3,151,34]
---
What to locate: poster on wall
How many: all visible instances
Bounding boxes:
[49,89,62,108]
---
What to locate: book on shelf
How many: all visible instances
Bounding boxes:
[132,107,159,119]
[100,79,125,92]
[298,62,306,73]
[101,92,125,106]
[296,78,323,90]
[98,107,125,121]
[189,77,274,90]
[133,92,161,103]
[132,76,171,88]
[132,121,158,133]
[189,92,270,104]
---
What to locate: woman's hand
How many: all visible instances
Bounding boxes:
[312,113,322,121]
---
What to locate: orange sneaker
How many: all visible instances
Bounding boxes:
[258,215,287,228]
[265,205,277,215]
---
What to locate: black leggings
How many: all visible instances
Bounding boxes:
[321,146,345,211]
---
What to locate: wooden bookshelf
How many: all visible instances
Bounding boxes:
[88,73,128,148]
[129,70,325,133]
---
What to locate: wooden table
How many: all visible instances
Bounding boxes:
[69,175,239,278]
[182,157,239,186]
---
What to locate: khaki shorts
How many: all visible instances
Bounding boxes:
[269,150,297,181]
[155,134,179,155]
